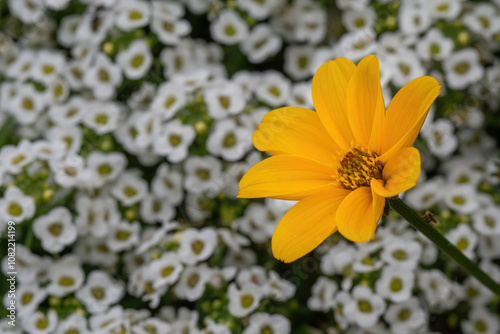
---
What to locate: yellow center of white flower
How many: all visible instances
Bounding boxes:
[337,147,383,191]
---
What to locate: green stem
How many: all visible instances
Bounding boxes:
[388,197,500,297]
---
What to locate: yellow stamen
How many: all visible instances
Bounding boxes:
[337,147,383,190]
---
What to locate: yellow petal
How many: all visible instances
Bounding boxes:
[272,186,350,263]
[336,187,385,242]
[238,154,335,201]
[311,58,356,149]
[346,55,385,147]
[371,147,421,198]
[378,76,440,163]
[253,107,341,167]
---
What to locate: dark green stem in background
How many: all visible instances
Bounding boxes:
[388,197,500,297]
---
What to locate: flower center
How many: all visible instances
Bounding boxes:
[337,147,383,190]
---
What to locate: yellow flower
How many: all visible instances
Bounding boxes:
[238,55,441,263]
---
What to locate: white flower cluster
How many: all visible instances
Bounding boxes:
[0,0,499,333]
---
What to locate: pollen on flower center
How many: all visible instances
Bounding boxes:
[337,147,383,191]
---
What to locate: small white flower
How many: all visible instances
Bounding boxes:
[464,276,494,306]
[405,177,445,211]
[232,71,257,100]
[127,82,157,110]
[21,309,58,334]
[416,28,454,61]
[254,71,291,107]
[114,0,151,31]
[240,24,282,64]
[242,313,291,334]
[32,50,66,84]
[48,95,85,127]
[473,206,500,236]
[153,119,196,163]
[336,28,377,62]
[86,151,127,187]
[223,249,257,269]
[380,237,422,269]
[293,4,327,44]
[75,195,110,238]
[82,101,122,135]
[132,317,171,334]
[383,297,428,334]
[444,185,479,215]
[1,245,39,283]
[47,255,85,297]
[458,129,496,156]
[116,39,153,80]
[445,223,478,260]
[266,270,295,302]
[76,270,125,314]
[462,306,500,334]
[206,118,252,162]
[199,319,231,334]
[236,203,269,243]
[284,45,314,80]
[341,8,376,32]
[88,305,124,333]
[417,269,465,313]
[149,252,184,289]
[446,162,484,188]
[49,153,85,188]
[332,290,352,330]
[204,80,246,119]
[210,10,249,45]
[106,220,141,252]
[227,283,263,318]
[8,0,44,24]
[9,83,47,125]
[63,61,87,90]
[352,245,384,274]
[178,227,218,265]
[5,283,46,318]
[0,140,35,175]
[288,81,314,109]
[184,156,223,195]
[151,163,184,205]
[111,170,149,206]
[74,237,119,268]
[388,50,426,88]
[444,48,484,90]
[174,264,213,302]
[44,0,70,10]
[463,3,500,39]
[421,118,458,158]
[321,242,356,276]
[344,285,386,329]
[478,235,500,260]
[218,228,250,253]
[375,265,415,303]
[139,194,175,224]
[428,0,462,20]
[46,77,68,105]
[55,314,89,334]
[236,0,283,20]
[398,3,431,35]
[150,81,187,120]
[307,276,338,311]
[33,207,78,253]
[75,5,115,45]
[83,53,123,100]
[150,2,191,45]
